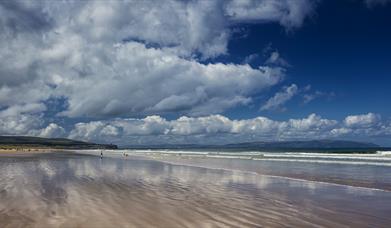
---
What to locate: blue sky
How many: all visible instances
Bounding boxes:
[0,0,390,146]
[223,0,391,121]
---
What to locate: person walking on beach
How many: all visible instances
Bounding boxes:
[100,151,103,159]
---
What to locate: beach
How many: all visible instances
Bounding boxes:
[1,150,391,227]
[135,150,391,191]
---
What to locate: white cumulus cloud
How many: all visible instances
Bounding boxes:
[0,0,319,120]
[261,84,298,111]
[67,113,339,145]
[39,123,66,138]
[67,113,391,145]
[1,0,388,146]
[344,113,380,128]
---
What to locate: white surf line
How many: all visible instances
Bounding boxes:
[261,154,391,161]
[77,150,391,166]
[216,155,391,166]
[147,157,391,193]
[250,158,391,166]
[124,150,391,160]
[145,153,391,167]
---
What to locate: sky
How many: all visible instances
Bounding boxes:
[0,0,391,146]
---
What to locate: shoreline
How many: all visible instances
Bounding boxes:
[2,149,391,191]
[0,148,79,156]
[150,156,391,192]
[130,152,391,192]
[0,148,55,155]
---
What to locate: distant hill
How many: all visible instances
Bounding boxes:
[0,136,117,149]
[125,140,381,152]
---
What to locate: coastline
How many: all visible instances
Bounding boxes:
[0,148,56,155]
[2,148,391,191]
[120,150,391,191]
[0,148,82,156]
[148,155,391,192]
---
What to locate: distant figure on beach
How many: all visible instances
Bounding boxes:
[100,151,103,159]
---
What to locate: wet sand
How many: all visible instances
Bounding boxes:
[143,153,391,191]
[1,152,391,227]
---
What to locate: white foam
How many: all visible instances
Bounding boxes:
[252,158,391,166]
[261,154,391,161]
[377,151,391,156]
[72,149,391,167]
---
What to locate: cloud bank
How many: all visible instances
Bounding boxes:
[65,113,390,145]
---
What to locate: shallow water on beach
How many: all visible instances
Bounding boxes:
[1,152,391,227]
[146,154,391,191]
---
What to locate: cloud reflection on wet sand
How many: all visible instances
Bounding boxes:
[0,153,391,227]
